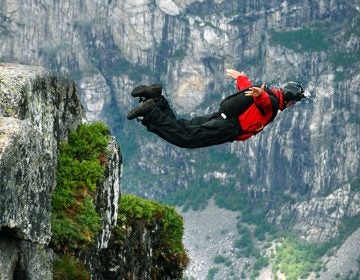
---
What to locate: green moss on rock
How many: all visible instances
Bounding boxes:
[117,194,188,271]
[51,121,110,277]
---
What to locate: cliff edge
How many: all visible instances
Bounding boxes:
[0,64,186,279]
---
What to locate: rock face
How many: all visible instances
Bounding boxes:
[94,136,122,250]
[0,64,83,244]
[276,184,360,242]
[0,64,183,279]
[0,64,83,279]
[86,218,182,280]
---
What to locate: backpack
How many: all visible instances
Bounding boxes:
[219,85,279,123]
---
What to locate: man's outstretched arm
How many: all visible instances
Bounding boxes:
[225,69,253,91]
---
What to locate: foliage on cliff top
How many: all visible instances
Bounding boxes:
[117,194,188,269]
[51,121,110,256]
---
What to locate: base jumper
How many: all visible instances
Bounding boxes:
[127,69,305,149]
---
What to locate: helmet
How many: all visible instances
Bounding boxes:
[282,82,305,102]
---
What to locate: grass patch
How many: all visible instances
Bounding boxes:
[270,215,360,280]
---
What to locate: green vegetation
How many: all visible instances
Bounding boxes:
[350,177,360,192]
[272,237,323,280]
[331,48,360,81]
[337,215,360,247]
[228,16,250,26]
[117,194,188,269]
[207,267,219,280]
[164,161,360,280]
[163,155,250,212]
[213,255,232,267]
[51,122,110,278]
[172,49,187,61]
[270,214,360,280]
[331,51,360,68]
[269,28,330,53]
[234,225,260,258]
[53,255,90,280]
[253,256,269,271]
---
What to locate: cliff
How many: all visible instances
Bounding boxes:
[0,64,83,279]
[85,194,187,279]
[0,64,185,279]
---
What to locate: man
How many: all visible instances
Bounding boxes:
[127,69,305,148]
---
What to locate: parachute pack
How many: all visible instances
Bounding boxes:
[219,85,279,123]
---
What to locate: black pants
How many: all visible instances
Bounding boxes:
[142,97,240,148]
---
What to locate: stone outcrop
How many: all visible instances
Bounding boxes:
[0,64,184,279]
[0,64,83,243]
[0,64,84,278]
[85,213,183,280]
[276,184,360,243]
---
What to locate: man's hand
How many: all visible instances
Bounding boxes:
[245,83,265,97]
[226,69,246,79]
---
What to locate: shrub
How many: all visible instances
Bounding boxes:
[53,255,90,280]
[253,256,269,271]
[51,122,110,277]
[272,237,325,280]
[234,226,261,258]
[52,122,109,251]
[207,268,219,280]
[213,255,231,266]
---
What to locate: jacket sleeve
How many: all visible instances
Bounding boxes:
[236,75,253,91]
[253,91,273,115]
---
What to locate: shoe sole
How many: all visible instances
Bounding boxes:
[127,99,156,120]
[131,85,162,99]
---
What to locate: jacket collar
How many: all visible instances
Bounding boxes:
[272,88,285,111]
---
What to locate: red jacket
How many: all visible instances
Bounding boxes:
[236,75,285,141]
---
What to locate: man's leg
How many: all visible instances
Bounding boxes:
[128,89,241,148]
[142,107,240,148]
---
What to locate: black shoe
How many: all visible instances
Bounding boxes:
[127,99,156,120]
[131,84,162,99]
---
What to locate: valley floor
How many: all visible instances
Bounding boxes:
[180,201,360,280]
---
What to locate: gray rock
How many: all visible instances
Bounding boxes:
[0,64,84,244]
[0,64,180,279]
[0,64,84,279]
